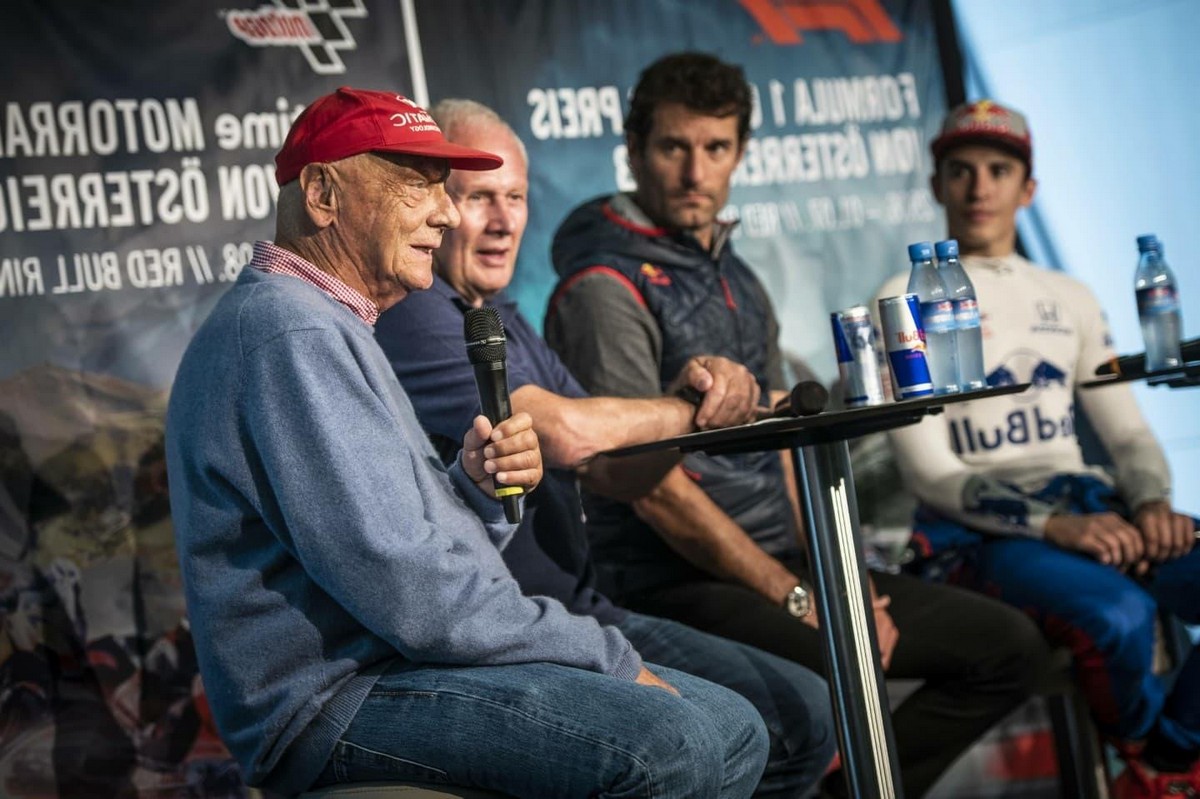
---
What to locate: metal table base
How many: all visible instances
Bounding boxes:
[605,384,1029,798]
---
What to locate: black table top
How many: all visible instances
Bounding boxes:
[606,383,1031,457]
[1081,360,1200,390]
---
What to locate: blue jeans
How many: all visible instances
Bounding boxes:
[967,536,1200,749]
[308,657,769,798]
[912,476,1200,751]
[617,611,836,798]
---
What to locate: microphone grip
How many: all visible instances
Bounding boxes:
[472,361,523,523]
[475,361,513,422]
[501,495,521,524]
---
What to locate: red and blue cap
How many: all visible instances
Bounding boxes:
[931,99,1032,172]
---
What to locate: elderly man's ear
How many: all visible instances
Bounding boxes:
[298,162,338,228]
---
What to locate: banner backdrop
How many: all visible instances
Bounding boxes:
[0,2,954,796]
[414,0,948,373]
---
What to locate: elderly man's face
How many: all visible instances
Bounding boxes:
[336,153,461,310]
[437,124,529,308]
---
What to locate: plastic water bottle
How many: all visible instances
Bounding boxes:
[906,241,960,394]
[935,239,987,390]
[1134,234,1182,371]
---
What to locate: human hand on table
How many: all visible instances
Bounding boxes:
[668,355,761,429]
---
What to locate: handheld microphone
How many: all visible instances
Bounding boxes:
[463,307,522,524]
[1095,336,1199,376]
[770,380,829,418]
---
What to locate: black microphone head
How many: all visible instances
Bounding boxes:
[464,307,506,365]
[790,381,829,417]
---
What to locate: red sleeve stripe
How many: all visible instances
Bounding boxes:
[547,265,647,320]
[601,201,668,237]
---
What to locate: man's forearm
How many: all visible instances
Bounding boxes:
[633,465,801,604]
[578,450,682,503]
[512,383,694,469]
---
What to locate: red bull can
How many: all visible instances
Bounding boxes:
[830,306,885,407]
[878,294,934,399]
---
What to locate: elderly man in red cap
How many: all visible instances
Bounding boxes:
[877,99,1200,798]
[165,87,770,799]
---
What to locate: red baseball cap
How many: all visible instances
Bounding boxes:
[275,87,503,185]
[930,99,1032,171]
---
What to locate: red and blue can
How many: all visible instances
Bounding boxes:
[878,294,933,399]
[830,306,885,407]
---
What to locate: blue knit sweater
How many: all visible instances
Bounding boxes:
[165,266,640,795]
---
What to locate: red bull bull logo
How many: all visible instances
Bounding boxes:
[640,263,672,287]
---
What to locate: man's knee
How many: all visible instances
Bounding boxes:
[613,687,767,797]
[688,684,770,795]
[600,671,768,796]
[1075,588,1158,663]
[770,673,837,782]
[801,699,839,773]
[989,605,1054,692]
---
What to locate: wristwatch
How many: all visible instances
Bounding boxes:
[784,583,814,620]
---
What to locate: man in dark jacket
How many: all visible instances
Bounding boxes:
[546,52,1051,798]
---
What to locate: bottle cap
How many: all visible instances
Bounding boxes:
[934,239,959,259]
[1136,234,1159,253]
[907,242,934,261]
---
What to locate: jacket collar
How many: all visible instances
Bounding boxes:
[608,193,738,259]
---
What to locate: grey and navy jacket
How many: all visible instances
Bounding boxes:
[548,194,803,599]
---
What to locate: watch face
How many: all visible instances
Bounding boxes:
[786,586,811,618]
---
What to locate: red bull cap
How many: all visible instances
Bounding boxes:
[930,99,1032,172]
[275,87,503,185]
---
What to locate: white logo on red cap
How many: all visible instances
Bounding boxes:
[222,0,367,76]
[390,111,439,134]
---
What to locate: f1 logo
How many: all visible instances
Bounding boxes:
[739,0,903,45]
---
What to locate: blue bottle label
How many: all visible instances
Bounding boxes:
[919,300,956,334]
[953,298,981,329]
[1137,286,1179,316]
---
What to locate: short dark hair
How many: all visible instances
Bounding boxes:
[625,52,752,153]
